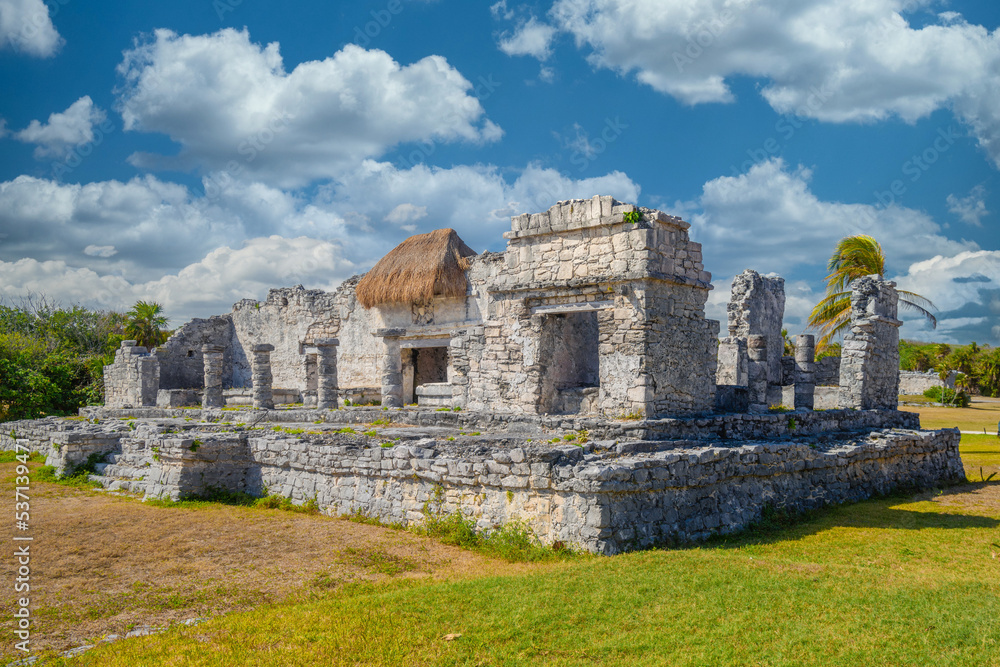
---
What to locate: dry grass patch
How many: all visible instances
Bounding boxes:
[0,461,538,662]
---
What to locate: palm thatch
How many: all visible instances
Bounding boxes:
[356,229,477,309]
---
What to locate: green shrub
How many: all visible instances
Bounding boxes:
[923,386,971,407]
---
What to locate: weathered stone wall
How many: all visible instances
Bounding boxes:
[104,341,159,408]
[899,370,956,395]
[3,416,962,555]
[839,277,902,410]
[468,197,718,418]
[781,355,841,386]
[726,269,785,387]
[156,316,233,390]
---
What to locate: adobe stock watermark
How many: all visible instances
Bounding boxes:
[213,0,243,21]
[49,117,115,180]
[203,110,295,199]
[394,74,501,171]
[352,0,405,47]
[853,125,961,233]
[5,0,71,53]
[672,0,757,73]
[570,117,629,172]
[11,435,34,655]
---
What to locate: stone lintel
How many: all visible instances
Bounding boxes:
[314,338,340,347]
[374,328,406,338]
[252,343,275,353]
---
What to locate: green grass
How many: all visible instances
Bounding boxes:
[47,425,1000,666]
[63,482,1000,666]
[961,433,1000,479]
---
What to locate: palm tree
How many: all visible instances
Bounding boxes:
[124,301,168,350]
[807,235,936,351]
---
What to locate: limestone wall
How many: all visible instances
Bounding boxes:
[104,341,159,408]
[156,316,233,390]
[899,370,956,395]
[839,277,902,409]
[3,416,962,555]
[726,270,785,386]
[469,197,718,418]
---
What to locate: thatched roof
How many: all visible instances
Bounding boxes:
[356,228,477,309]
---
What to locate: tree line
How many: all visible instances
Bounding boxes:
[0,297,169,421]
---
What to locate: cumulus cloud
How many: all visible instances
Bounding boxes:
[894,250,1000,343]
[687,158,978,282]
[14,96,108,159]
[684,158,989,338]
[946,184,989,226]
[0,160,640,318]
[0,0,62,57]
[499,16,557,60]
[115,28,502,188]
[0,237,356,324]
[549,0,1000,166]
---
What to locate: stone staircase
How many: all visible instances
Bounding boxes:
[89,437,155,494]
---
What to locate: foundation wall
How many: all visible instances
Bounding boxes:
[1,416,962,555]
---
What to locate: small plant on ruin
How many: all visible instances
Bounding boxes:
[452,406,462,412]
[506,490,514,503]
[619,410,643,421]
[189,440,201,452]
[371,418,390,426]
[363,429,377,437]
[380,441,394,447]
[436,407,451,412]
[623,209,642,224]
[446,436,455,441]
[787,417,797,431]
[343,399,352,406]
[337,427,357,434]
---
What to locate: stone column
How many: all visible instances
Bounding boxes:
[838,276,903,410]
[315,338,340,410]
[251,343,275,410]
[375,328,404,408]
[793,334,815,410]
[716,336,748,386]
[201,344,225,409]
[747,334,769,413]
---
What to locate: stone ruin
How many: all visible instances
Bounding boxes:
[1,197,964,554]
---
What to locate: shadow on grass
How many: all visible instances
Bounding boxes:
[701,481,1000,551]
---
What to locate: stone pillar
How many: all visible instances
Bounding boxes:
[747,335,769,413]
[727,269,786,391]
[301,351,318,408]
[251,343,275,410]
[375,328,404,408]
[793,334,815,410]
[315,338,340,410]
[838,276,903,410]
[716,336,748,386]
[201,344,225,409]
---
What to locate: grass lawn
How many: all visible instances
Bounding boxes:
[900,396,1000,432]
[38,430,1000,667]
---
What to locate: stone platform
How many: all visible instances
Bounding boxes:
[0,407,964,555]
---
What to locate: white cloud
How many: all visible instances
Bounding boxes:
[115,28,502,188]
[893,250,1000,343]
[0,161,640,319]
[385,203,428,225]
[0,118,8,139]
[687,158,978,281]
[946,184,989,226]
[15,96,108,159]
[83,245,117,258]
[0,0,62,57]
[499,16,557,60]
[549,0,1000,166]
[0,237,355,324]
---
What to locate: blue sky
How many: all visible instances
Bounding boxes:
[0,0,998,345]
